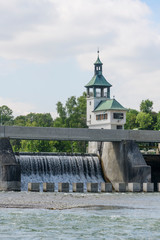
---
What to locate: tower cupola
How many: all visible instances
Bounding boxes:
[85,51,112,99]
[94,51,103,75]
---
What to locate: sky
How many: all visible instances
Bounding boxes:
[0,0,160,118]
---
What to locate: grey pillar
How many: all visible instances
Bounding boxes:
[0,138,21,191]
[101,141,151,187]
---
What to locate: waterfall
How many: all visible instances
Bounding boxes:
[15,153,105,191]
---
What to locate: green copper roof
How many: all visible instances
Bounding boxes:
[85,75,112,88]
[94,55,103,65]
[94,99,127,112]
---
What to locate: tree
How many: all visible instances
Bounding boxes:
[53,92,87,152]
[14,115,26,126]
[12,112,54,152]
[136,112,153,130]
[140,99,153,113]
[124,109,139,129]
[56,102,66,124]
[155,112,160,130]
[151,111,158,130]
[0,105,13,125]
[66,96,77,116]
[25,113,54,127]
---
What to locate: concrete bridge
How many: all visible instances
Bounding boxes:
[0,125,160,142]
[0,125,160,191]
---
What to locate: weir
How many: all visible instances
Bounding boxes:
[15,153,104,191]
[0,126,160,191]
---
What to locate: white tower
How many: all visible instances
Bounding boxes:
[85,52,127,130]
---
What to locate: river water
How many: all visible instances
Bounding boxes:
[0,193,160,240]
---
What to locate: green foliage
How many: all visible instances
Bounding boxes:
[151,112,158,130]
[155,112,160,130]
[10,92,87,153]
[19,140,56,152]
[53,92,87,152]
[140,99,153,113]
[124,109,139,129]
[56,102,66,125]
[136,112,153,130]
[0,105,13,125]
[125,100,156,130]
[3,95,160,153]
[12,112,54,152]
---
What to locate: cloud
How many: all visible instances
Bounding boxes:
[0,97,36,117]
[0,0,151,61]
[0,0,159,112]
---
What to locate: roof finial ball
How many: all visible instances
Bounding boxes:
[97,48,99,55]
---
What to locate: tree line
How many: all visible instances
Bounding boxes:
[0,96,159,153]
[125,99,160,130]
[0,92,87,153]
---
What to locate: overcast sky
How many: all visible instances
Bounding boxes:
[0,0,160,117]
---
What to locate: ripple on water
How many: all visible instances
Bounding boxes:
[0,206,160,239]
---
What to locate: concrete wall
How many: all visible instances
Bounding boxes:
[88,140,151,186]
[0,138,21,191]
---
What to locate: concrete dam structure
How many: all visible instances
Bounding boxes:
[0,126,160,191]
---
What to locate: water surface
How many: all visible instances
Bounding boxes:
[0,193,160,240]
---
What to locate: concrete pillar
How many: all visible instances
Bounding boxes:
[128,183,141,192]
[72,183,84,193]
[157,183,160,192]
[58,183,69,192]
[0,138,21,191]
[100,141,151,187]
[43,183,54,192]
[87,142,99,154]
[87,183,98,193]
[143,183,154,192]
[28,183,40,192]
[114,183,127,192]
[156,144,160,154]
[101,182,112,192]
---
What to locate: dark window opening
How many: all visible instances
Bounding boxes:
[113,113,124,119]
[117,125,123,129]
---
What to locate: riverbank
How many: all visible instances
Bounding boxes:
[0,191,160,210]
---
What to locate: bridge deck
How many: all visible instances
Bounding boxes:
[0,126,160,142]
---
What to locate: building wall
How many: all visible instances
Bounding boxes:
[86,97,106,127]
[87,101,127,129]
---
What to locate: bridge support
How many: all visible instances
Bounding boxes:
[89,140,151,186]
[0,138,21,191]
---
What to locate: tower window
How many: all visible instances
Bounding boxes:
[96,113,107,120]
[96,88,101,97]
[103,114,107,119]
[89,89,93,97]
[90,115,91,119]
[89,101,91,105]
[113,113,124,119]
[117,125,123,129]
[96,115,101,120]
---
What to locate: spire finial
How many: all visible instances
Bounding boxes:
[97,48,99,56]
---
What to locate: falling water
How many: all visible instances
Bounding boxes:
[15,153,105,191]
